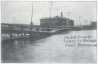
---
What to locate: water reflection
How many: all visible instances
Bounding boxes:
[2,30,96,63]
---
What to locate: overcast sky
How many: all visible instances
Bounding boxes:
[1,1,96,25]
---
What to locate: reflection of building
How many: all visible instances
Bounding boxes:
[40,12,74,28]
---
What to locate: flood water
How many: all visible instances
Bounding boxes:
[2,30,96,63]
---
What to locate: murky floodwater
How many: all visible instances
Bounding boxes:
[2,30,96,63]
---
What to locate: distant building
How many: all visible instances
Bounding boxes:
[30,21,34,30]
[90,22,97,27]
[1,23,30,31]
[1,23,40,32]
[40,12,74,28]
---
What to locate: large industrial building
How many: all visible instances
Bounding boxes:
[40,12,74,28]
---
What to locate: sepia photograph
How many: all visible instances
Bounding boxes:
[1,1,97,63]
